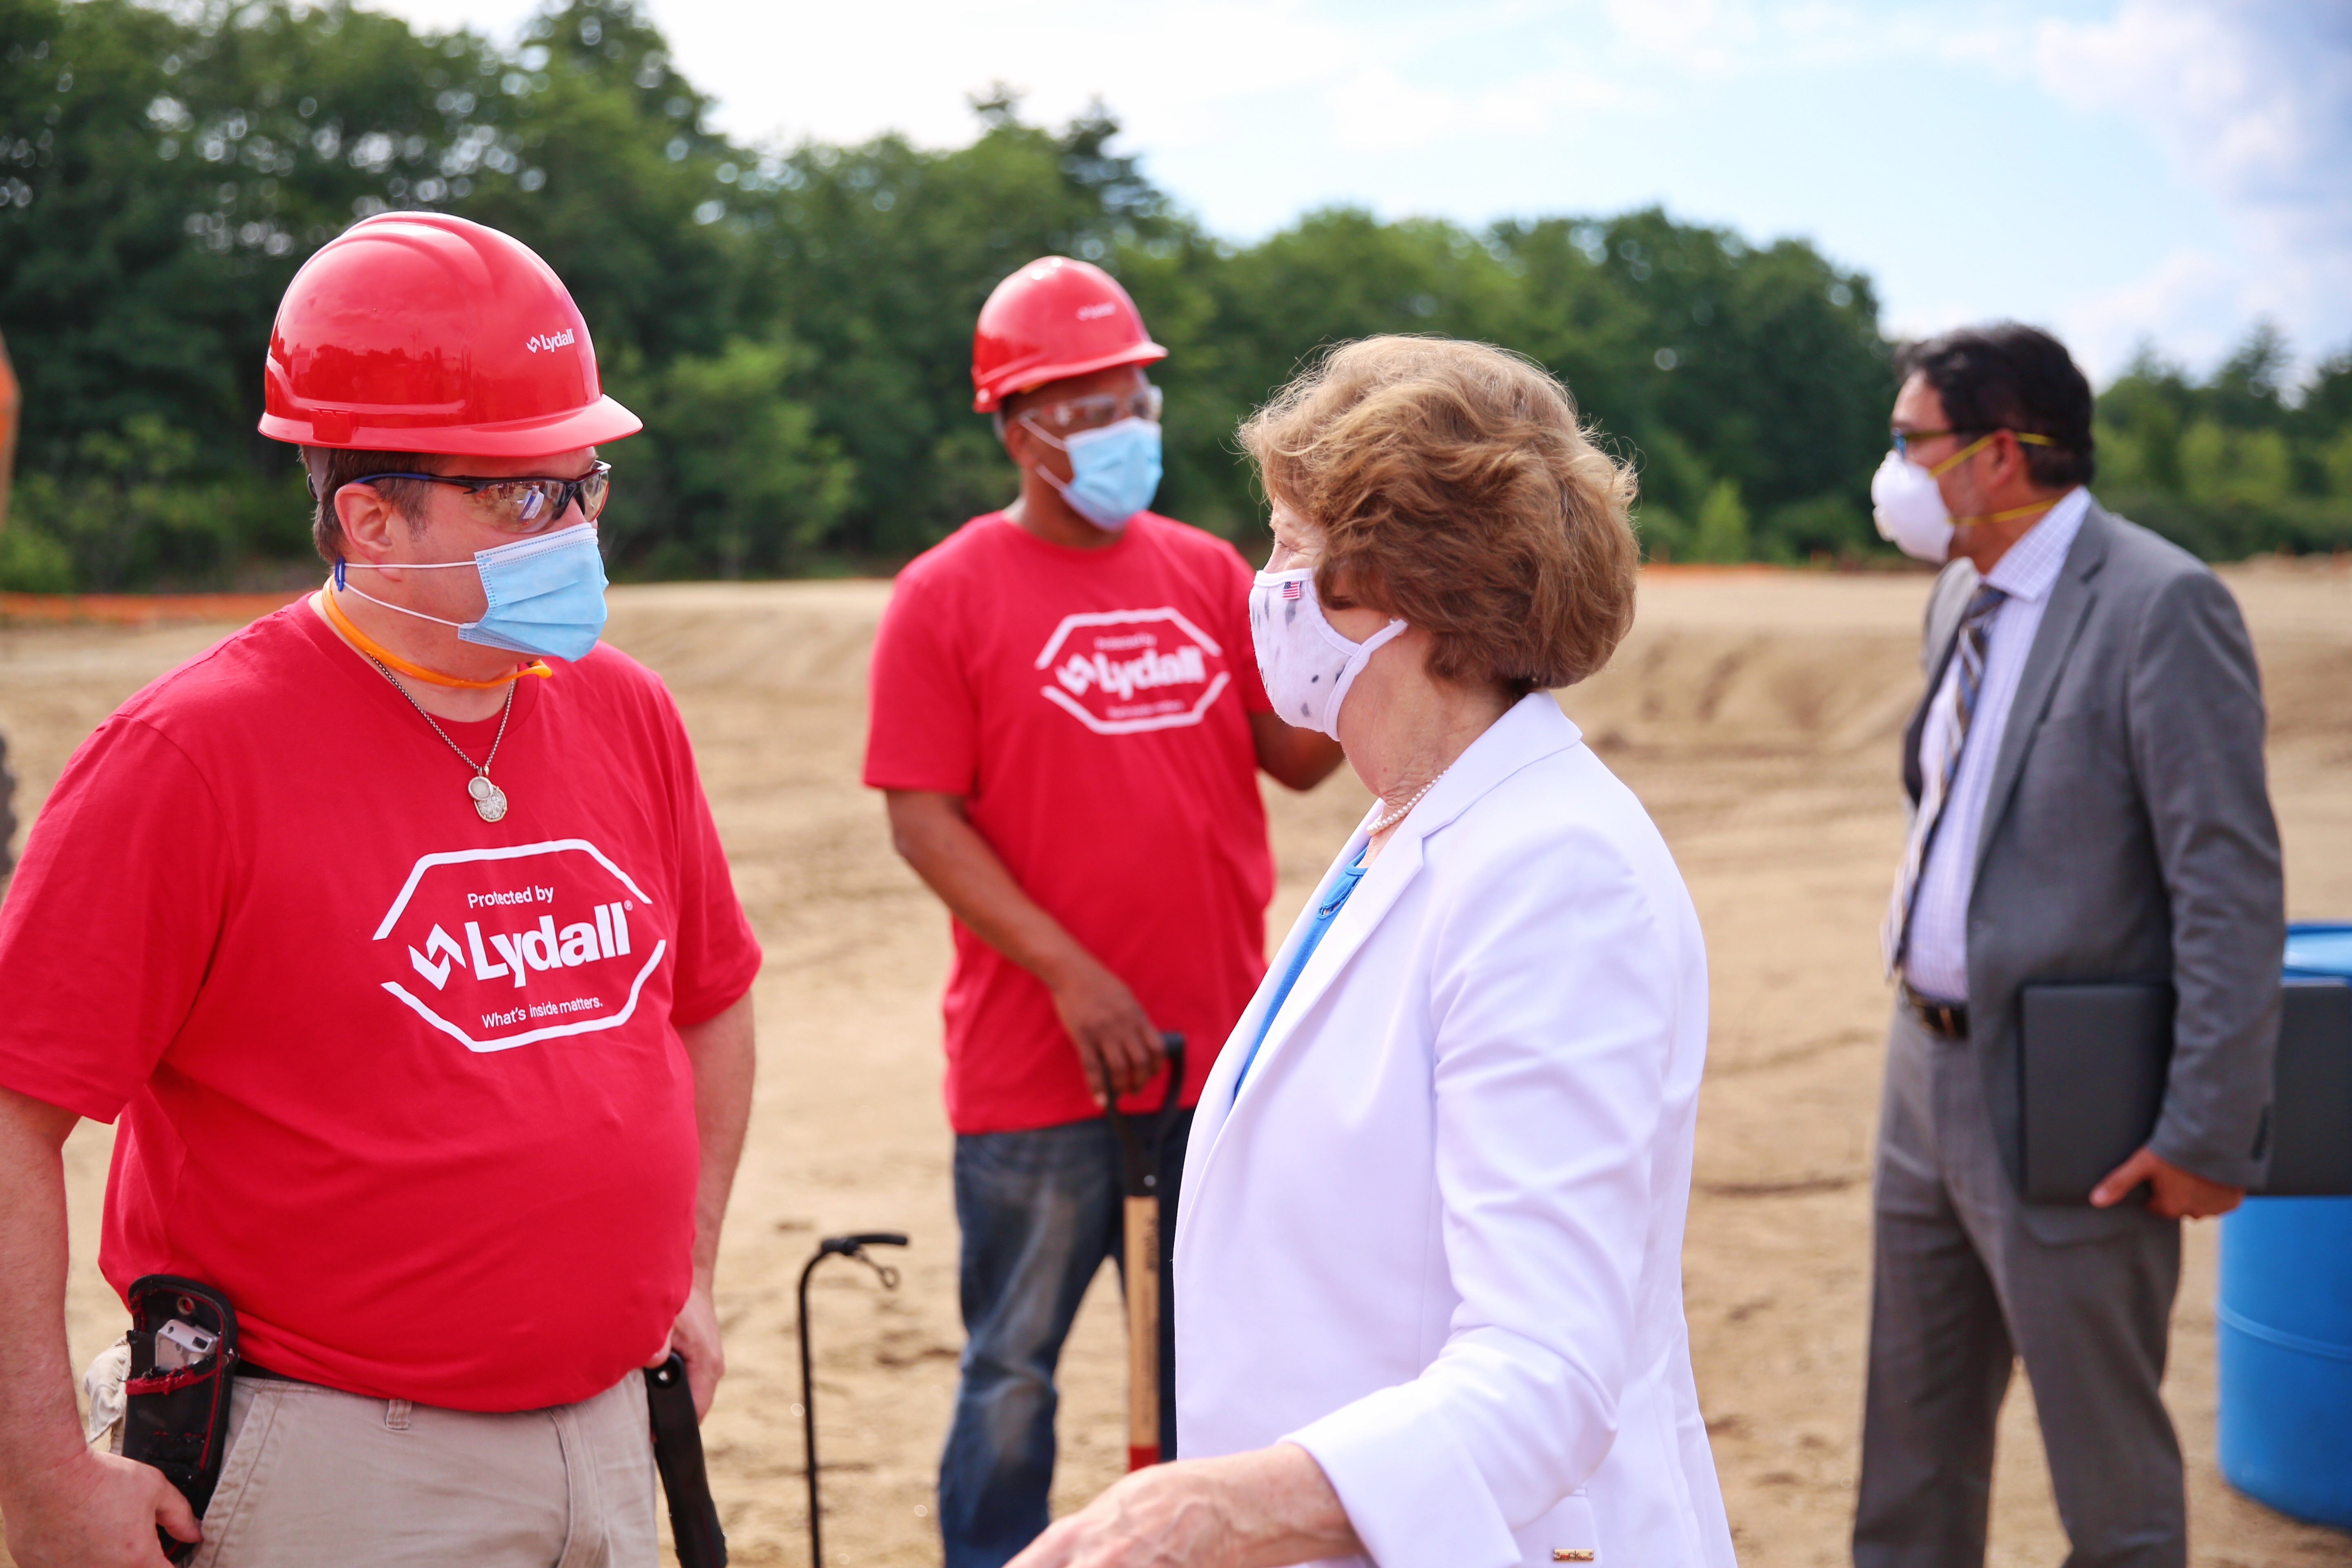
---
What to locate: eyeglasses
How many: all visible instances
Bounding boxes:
[1890,426,1969,458]
[1891,427,2056,459]
[344,462,612,533]
[1019,385,1164,439]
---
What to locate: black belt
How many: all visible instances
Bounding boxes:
[233,1360,306,1385]
[1902,983,1969,1041]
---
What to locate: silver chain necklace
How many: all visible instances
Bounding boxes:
[1368,768,1448,836]
[365,655,516,822]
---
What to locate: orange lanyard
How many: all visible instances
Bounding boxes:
[317,586,552,688]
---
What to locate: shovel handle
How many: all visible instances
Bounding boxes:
[1107,1033,1183,1470]
[1124,1192,1161,1469]
[1108,1034,1188,1198]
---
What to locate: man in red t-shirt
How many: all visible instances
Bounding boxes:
[0,216,760,1568]
[864,257,1341,1567]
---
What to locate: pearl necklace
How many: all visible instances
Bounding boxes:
[1368,769,1447,836]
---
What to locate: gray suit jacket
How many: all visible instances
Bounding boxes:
[1902,499,2283,1238]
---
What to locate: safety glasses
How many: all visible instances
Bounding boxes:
[1891,427,2056,460]
[1890,426,1971,458]
[1021,384,1164,439]
[346,461,612,534]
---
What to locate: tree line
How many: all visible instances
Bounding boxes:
[2,0,2346,591]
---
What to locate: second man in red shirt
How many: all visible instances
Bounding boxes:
[862,257,1341,1567]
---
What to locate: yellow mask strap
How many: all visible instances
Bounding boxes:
[1927,429,2056,477]
[1952,499,2060,528]
[1932,430,2061,528]
[319,584,553,688]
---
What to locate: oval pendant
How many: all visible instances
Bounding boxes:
[473,782,508,823]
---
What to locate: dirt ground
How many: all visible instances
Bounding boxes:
[2,562,2348,1568]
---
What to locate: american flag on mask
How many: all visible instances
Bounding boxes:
[1281,579,1304,600]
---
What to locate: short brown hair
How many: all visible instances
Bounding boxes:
[1894,323,2095,489]
[1239,336,1638,695]
[299,447,440,565]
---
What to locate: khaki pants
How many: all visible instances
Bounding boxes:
[87,1346,659,1567]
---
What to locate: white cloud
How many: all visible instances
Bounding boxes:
[1316,56,1641,154]
[356,0,2350,376]
[1599,0,1764,72]
[2034,0,2352,365]
[2057,248,2250,378]
[657,2,1379,154]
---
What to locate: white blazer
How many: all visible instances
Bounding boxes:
[1174,693,1736,1568]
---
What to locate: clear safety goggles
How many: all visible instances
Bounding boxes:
[1019,384,1164,440]
[334,461,613,535]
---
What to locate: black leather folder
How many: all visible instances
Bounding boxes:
[2018,978,2352,1204]
[2019,982,2174,1204]
[2264,979,2352,1196]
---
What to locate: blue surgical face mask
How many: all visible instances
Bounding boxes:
[334,526,609,662]
[1022,415,1163,533]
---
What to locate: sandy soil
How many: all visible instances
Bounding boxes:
[2,562,2348,1568]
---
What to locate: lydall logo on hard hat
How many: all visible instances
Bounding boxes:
[259,212,643,454]
[969,253,1166,412]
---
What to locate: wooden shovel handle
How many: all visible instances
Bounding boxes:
[1124,1192,1160,1469]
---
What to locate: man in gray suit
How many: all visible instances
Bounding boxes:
[1855,323,2283,1568]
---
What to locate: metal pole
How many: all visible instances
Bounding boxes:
[797,1232,907,1568]
[797,1252,823,1568]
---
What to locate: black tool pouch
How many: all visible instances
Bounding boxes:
[121,1274,240,1566]
[645,1352,727,1567]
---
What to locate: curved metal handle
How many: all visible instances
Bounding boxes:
[823,1231,910,1253]
[799,1231,912,1568]
[818,1232,907,1288]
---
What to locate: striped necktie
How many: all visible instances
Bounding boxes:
[1882,584,2009,978]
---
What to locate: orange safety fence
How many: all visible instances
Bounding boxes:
[0,590,309,628]
[0,561,1945,633]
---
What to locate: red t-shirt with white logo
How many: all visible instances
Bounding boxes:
[0,604,761,1411]
[863,511,1274,1134]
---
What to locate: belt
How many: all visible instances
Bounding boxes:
[1901,983,1969,1041]
[234,1360,308,1385]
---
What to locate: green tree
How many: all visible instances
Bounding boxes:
[616,336,855,577]
[2094,325,2352,558]
[1691,479,1751,563]
[2180,420,2292,508]
[14,0,2337,587]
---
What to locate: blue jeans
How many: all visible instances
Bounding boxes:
[938,1109,1192,1568]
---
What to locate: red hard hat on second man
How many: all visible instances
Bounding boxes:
[258,211,641,455]
[971,256,1167,413]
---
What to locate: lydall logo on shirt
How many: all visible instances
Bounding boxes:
[1033,608,1232,735]
[372,839,665,1054]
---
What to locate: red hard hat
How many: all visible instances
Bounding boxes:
[258,211,640,455]
[971,256,1167,413]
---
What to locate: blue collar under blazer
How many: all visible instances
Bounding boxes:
[1173,693,1737,1568]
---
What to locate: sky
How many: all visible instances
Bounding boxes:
[370,0,2352,386]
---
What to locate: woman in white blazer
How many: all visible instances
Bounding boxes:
[1009,338,1735,1568]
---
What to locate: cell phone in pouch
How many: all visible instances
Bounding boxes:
[154,1319,220,1371]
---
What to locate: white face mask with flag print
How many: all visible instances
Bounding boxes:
[1248,568,1406,741]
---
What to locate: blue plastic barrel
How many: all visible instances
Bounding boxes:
[2216,922,2352,1528]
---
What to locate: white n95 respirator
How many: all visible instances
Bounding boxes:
[1871,450,1955,563]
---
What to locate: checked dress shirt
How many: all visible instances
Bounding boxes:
[1881,488,2089,997]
